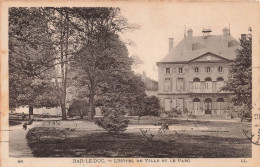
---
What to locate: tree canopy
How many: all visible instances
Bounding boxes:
[222,30,252,113]
[9,8,59,116]
[9,7,146,120]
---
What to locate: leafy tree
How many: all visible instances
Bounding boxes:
[222,29,252,115]
[9,7,142,120]
[69,8,138,119]
[43,7,135,120]
[9,7,59,118]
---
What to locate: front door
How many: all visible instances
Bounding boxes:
[205,98,212,114]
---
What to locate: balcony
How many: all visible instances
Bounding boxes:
[188,81,227,93]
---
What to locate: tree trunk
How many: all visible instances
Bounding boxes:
[59,14,67,120]
[89,94,95,119]
[29,105,33,119]
[61,105,67,120]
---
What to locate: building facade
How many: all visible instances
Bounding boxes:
[141,71,158,96]
[157,28,241,115]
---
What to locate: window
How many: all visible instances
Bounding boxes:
[177,98,184,111]
[195,67,199,73]
[216,77,224,90]
[206,67,211,73]
[177,78,184,90]
[204,98,212,114]
[164,98,171,111]
[164,78,171,91]
[178,67,183,74]
[218,66,223,73]
[217,98,224,110]
[193,78,200,91]
[205,77,212,90]
[166,68,170,74]
[193,98,200,114]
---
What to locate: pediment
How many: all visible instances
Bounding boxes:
[189,52,229,62]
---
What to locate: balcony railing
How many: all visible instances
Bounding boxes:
[188,81,227,93]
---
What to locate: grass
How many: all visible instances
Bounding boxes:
[26,119,252,158]
[128,116,213,126]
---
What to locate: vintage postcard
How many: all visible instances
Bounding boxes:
[1,1,260,167]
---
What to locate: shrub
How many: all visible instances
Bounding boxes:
[68,99,89,119]
[188,114,197,119]
[95,106,129,134]
[139,96,160,117]
[165,108,181,117]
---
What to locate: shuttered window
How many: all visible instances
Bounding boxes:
[164,78,171,91]
[177,98,184,111]
[178,67,183,74]
[166,68,170,74]
[177,78,184,90]
[165,98,171,111]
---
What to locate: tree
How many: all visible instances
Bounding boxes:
[69,8,138,119]
[9,7,141,120]
[9,7,59,118]
[43,7,81,120]
[222,29,252,115]
[42,7,135,120]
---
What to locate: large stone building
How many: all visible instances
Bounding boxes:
[141,71,158,96]
[157,28,241,115]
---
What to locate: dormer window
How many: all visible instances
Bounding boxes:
[206,67,211,73]
[195,67,199,73]
[178,67,183,74]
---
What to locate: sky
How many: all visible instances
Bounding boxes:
[118,2,257,81]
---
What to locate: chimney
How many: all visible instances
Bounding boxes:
[202,28,212,38]
[222,27,229,36]
[187,29,193,38]
[169,38,174,52]
[186,29,193,50]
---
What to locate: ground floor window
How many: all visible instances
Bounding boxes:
[216,98,224,110]
[188,97,228,115]
[176,98,184,111]
[164,98,171,111]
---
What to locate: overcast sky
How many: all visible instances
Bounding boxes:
[119,3,257,81]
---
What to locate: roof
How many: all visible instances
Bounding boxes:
[158,35,240,63]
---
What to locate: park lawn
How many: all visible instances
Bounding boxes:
[9,120,22,126]
[26,119,252,158]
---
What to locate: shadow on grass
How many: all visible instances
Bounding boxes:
[9,120,22,126]
[26,127,251,158]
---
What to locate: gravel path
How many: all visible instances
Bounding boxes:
[9,122,40,157]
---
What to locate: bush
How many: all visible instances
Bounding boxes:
[68,99,89,119]
[188,114,197,119]
[95,106,129,134]
[241,111,252,122]
[165,108,181,117]
[139,96,160,117]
